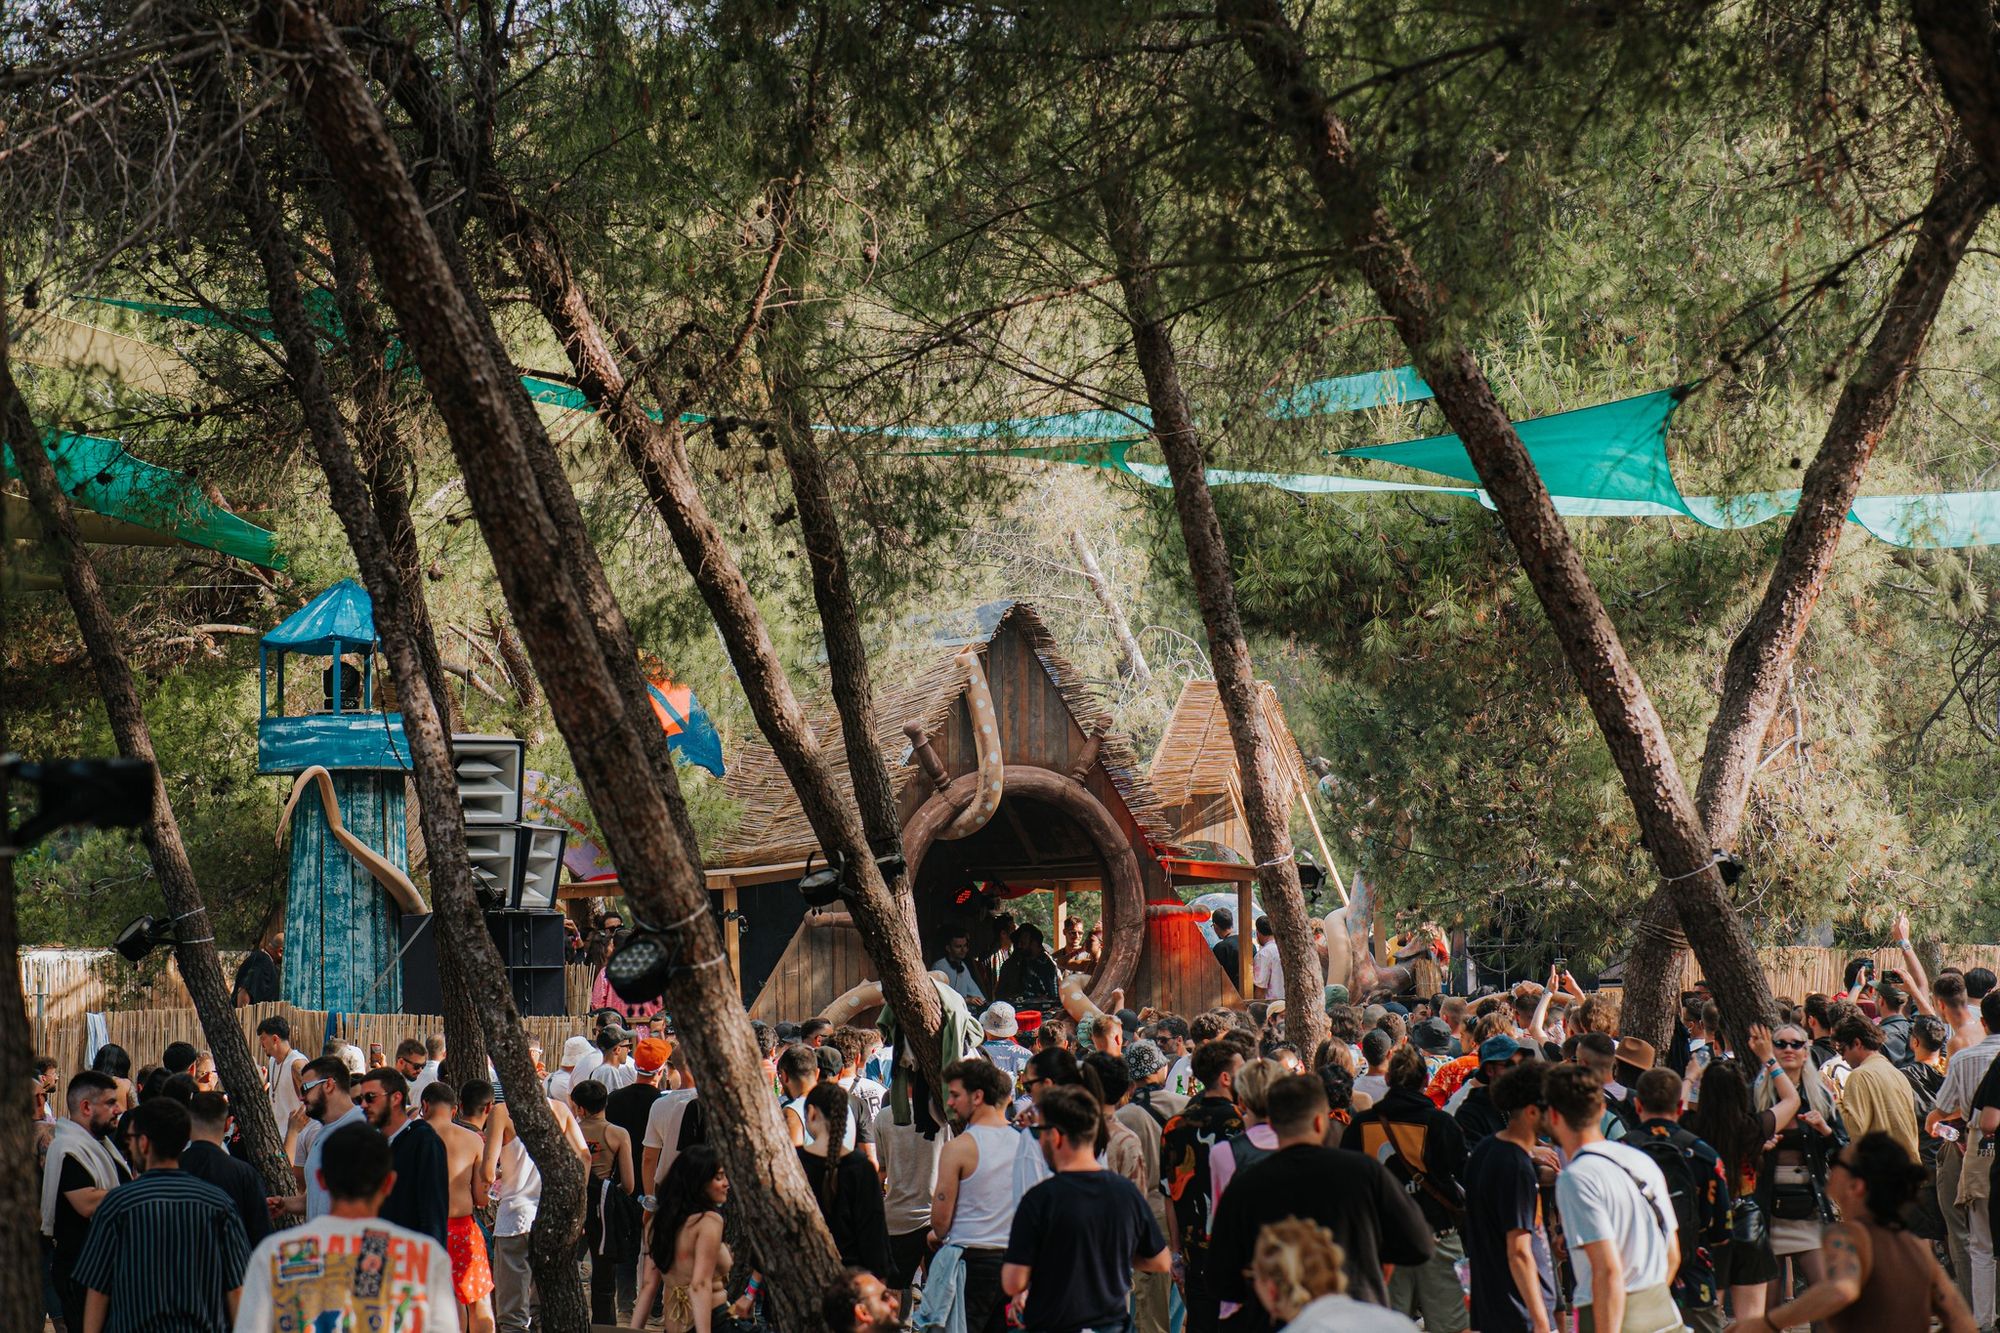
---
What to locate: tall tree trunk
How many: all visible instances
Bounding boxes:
[1070,529,1152,685]
[394,78,947,1087]
[1619,140,1991,1048]
[1911,2,2000,184]
[1098,173,1329,1054]
[314,186,488,1088]
[373,29,709,879]
[253,5,845,1320]
[0,418,47,1330]
[232,139,590,1331]
[1219,0,1778,1045]
[2,360,292,1195]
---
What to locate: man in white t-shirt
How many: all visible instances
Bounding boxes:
[1547,1065,1680,1333]
[234,1119,459,1333]
[1251,918,1283,1002]
[258,1015,309,1135]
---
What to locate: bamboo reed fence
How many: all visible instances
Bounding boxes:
[28,944,2000,1077]
[22,947,600,1067]
[37,999,591,1085]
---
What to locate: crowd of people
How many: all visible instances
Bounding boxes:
[29,907,2000,1333]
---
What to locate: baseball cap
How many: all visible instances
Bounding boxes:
[1323,984,1350,1008]
[1479,1034,1523,1065]
[634,1038,669,1073]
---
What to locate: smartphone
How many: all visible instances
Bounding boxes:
[1553,958,1568,975]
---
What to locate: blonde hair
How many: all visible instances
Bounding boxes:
[1762,1023,1835,1119]
[1234,1058,1285,1117]
[1252,1219,1347,1321]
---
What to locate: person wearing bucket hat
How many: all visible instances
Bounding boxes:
[548,1034,594,1102]
[979,1002,1032,1086]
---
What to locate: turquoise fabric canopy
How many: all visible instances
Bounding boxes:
[263,579,378,654]
[3,431,285,568]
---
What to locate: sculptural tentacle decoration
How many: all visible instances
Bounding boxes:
[278,764,428,917]
[937,650,1005,839]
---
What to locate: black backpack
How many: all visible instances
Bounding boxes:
[1627,1128,1705,1280]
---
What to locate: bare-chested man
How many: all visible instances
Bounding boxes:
[423,1082,496,1333]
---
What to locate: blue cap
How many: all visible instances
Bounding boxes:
[1479,1034,1523,1065]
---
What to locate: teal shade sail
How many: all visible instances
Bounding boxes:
[4,430,285,569]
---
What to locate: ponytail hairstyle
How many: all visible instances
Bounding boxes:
[804,1080,853,1213]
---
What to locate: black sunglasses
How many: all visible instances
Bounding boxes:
[1773,1040,1807,1050]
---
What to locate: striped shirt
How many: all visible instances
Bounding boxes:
[70,1168,252,1333]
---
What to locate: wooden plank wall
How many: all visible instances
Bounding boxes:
[747,918,873,1023]
[1133,906,1242,1015]
[37,1001,582,1086]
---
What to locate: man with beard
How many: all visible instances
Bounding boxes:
[356,1067,450,1249]
[821,1267,904,1333]
[40,1070,131,1333]
[928,1058,1033,1333]
[268,1057,366,1223]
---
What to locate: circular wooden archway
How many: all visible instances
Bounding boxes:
[901,765,1144,1008]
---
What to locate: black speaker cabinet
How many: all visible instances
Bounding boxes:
[399,910,567,1016]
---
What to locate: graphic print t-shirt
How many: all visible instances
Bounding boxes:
[233,1214,459,1333]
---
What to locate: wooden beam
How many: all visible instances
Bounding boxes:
[1297,788,1348,906]
[1237,875,1255,999]
[1001,800,1044,865]
[1053,885,1068,948]
[723,885,741,986]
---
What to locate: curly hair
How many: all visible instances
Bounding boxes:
[1251,1218,1347,1322]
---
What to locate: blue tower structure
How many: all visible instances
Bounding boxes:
[258,580,416,1012]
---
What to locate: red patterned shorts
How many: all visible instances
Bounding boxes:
[447,1214,495,1304]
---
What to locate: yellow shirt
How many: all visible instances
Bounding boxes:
[1839,1051,1921,1162]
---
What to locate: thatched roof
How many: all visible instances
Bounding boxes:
[1147,679,1311,812]
[711,601,1177,869]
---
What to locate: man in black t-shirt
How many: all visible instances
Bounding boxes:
[1463,1063,1556,1333]
[180,1091,271,1246]
[1209,908,1241,988]
[1003,1085,1168,1333]
[232,932,281,1006]
[1206,1074,1432,1332]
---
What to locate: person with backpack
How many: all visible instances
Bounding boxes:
[1343,1045,1469,1333]
[1630,1068,1733,1333]
[1548,1063,1682,1333]
[1463,1062,1558,1333]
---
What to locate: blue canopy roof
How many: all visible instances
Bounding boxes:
[262,579,378,654]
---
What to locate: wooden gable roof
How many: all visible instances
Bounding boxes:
[1147,679,1311,813]
[711,601,1176,870]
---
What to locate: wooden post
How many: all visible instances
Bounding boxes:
[1237,875,1255,1000]
[1053,885,1068,954]
[1297,788,1348,906]
[723,885,741,988]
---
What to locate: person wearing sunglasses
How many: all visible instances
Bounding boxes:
[1727,1132,1973,1333]
[1757,1023,1844,1314]
[266,1056,365,1225]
